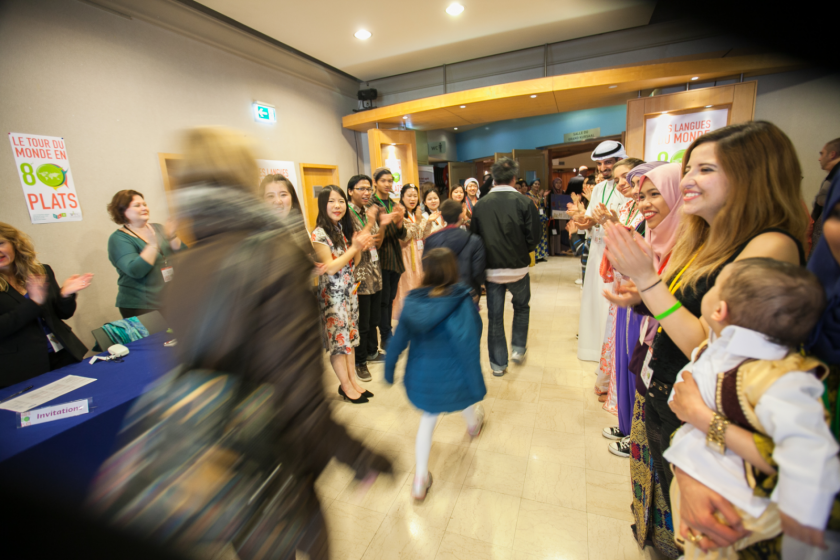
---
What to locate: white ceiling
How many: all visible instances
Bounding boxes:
[196,0,657,81]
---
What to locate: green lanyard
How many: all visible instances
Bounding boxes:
[601,181,616,207]
[350,204,366,226]
[375,194,393,213]
[623,202,639,227]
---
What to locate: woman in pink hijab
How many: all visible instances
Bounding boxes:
[605,161,685,558]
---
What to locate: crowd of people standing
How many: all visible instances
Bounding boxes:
[2,123,840,559]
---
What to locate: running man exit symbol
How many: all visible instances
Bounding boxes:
[253,102,276,123]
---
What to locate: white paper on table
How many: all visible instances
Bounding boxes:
[0,375,96,413]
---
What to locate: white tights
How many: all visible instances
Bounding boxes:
[415,405,479,480]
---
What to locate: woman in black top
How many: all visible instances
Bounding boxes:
[605,122,808,551]
[0,222,92,387]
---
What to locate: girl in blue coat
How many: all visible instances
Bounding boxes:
[385,248,487,500]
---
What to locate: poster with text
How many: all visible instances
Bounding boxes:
[385,158,403,198]
[9,133,83,224]
[418,165,435,186]
[644,108,729,164]
[256,159,302,204]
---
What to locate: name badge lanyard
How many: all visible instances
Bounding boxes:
[594,182,616,233]
[125,225,173,281]
[350,205,379,263]
[623,201,639,227]
[656,249,701,333]
[374,194,393,213]
[350,204,367,227]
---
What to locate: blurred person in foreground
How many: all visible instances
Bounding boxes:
[163,127,392,559]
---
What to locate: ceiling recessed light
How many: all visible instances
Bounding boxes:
[454,127,458,130]
[705,105,712,108]
[608,85,617,89]
[391,143,396,146]
[691,76,699,80]
[460,105,466,109]
[661,111,668,114]
[354,29,371,40]
[530,95,537,98]
[446,3,464,16]
[403,116,408,119]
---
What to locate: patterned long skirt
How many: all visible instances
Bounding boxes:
[595,304,617,409]
[630,392,680,559]
[535,213,549,260]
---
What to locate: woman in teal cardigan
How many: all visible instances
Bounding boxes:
[107,190,185,318]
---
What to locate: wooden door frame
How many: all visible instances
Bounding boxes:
[298,163,339,231]
[625,82,756,158]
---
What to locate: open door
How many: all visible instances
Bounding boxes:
[512,149,547,187]
[447,162,476,197]
[299,163,339,230]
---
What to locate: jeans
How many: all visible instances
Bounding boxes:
[486,275,530,371]
[644,378,682,511]
[356,290,382,365]
[379,270,401,349]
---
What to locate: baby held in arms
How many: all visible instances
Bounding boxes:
[664,258,840,558]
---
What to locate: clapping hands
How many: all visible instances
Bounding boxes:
[60,273,94,298]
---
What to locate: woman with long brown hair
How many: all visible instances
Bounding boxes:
[0,222,92,386]
[605,121,807,553]
[311,185,374,403]
[393,184,433,319]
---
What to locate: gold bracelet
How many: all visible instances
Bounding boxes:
[706,413,730,455]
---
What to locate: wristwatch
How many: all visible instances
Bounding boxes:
[706,413,730,454]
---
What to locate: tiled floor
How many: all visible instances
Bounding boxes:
[314,256,647,560]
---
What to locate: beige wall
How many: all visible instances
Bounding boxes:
[0,0,360,349]
[753,70,840,205]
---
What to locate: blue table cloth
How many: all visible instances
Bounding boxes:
[0,332,177,505]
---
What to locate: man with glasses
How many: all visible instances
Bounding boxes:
[347,175,385,381]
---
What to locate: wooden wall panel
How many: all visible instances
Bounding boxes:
[624,83,757,159]
[730,81,757,123]
[343,55,799,132]
[367,129,419,195]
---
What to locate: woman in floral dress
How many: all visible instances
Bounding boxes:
[529,180,549,262]
[311,185,374,404]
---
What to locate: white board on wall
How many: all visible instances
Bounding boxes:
[9,133,83,224]
[644,108,729,163]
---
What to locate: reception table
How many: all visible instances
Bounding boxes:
[0,332,177,506]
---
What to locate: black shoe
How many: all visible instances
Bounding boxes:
[338,386,369,404]
[356,363,373,382]
[602,426,625,441]
[609,436,631,458]
[368,351,386,363]
[362,390,374,398]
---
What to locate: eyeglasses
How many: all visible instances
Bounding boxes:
[354,187,373,193]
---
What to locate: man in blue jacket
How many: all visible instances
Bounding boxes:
[424,199,485,301]
[470,158,541,376]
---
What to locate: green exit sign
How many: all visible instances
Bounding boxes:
[253,101,276,123]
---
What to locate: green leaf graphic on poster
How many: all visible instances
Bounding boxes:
[392,172,401,182]
[36,163,66,189]
[670,149,686,163]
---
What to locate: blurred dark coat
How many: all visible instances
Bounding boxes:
[165,185,386,480]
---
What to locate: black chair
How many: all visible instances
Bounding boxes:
[91,311,168,351]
